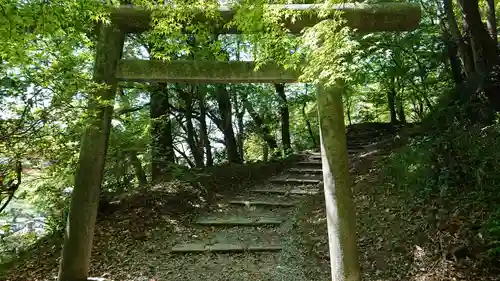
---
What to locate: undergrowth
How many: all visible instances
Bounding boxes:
[385,104,500,264]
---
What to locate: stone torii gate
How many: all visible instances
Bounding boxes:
[58,3,421,281]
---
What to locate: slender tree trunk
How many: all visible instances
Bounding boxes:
[58,24,125,281]
[443,0,475,75]
[216,85,241,164]
[387,78,398,124]
[441,24,464,85]
[346,103,352,126]
[234,92,246,162]
[129,151,147,188]
[457,0,499,74]
[243,99,280,157]
[275,83,292,155]
[301,102,318,148]
[396,95,406,124]
[182,87,204,168]
[198,87,213,167]
[114,151,128,194]
[418,99,424,120]
[262,142,269,162]
[150,83,175,183]
[458,0,500,109]
[316,81,360,281]
[233,39,245,160]
[486,0,498,45]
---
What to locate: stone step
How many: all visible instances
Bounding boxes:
[228,200,295,207]
[195,217,284,226]
[171,243,282,253]
[288,168,323,174]
[295,161,322,166]
[250,188,320,195]
[270,178,321,185]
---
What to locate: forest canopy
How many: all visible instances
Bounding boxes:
[2,0,500,280]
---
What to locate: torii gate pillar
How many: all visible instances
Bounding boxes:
[317,81,360,280]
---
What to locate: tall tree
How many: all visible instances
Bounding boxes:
[275,83,291,155]
[387,77,398,124]
[457,0,499,74]
[442,0,475,76]
[233,89,246,162]
[180,86,204,168]
[150,83,175,182]
[216,85,241,163]
[198,86,213,167]
[486,0,498,45]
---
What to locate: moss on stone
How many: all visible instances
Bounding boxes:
[111,3,421,34]
[117,60,301,83]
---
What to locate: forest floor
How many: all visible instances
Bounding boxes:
[3,126,500,281]
[301,143,500,281]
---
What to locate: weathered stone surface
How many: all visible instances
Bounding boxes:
[228,200,295,207]
[171,243,282,253]
[288,168,323,174]
[195,217,283,226]
[250,188,320,195]
[111,3,421,34]
[295,161,322,166]
[270,178,321,184]
[117,60,300,83]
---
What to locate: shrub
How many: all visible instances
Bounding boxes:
[385,110,500,258]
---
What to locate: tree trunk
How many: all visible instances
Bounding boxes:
[396,95,406,124]
[443,0,475,75]
[129,151,147,188]
[234,92,246,162]
[441,24,465,85]
[486,0,498,45]
[150,83,175,183]
[301,102,318,148]
[58,24,125,281]
[182,87,204,168]
[216,85,241,164]
[418,98,425,120]
[457,0,499,74]
[458,0,500,109]
[346,102,352,126]
[198,87,213,167]
[387,79,398,124]
[114,151,128,194]
[243,99,280,157]
[234,39,245,160]
[262,142,269,162]
[316,81,360,281]
[275,83,292,155]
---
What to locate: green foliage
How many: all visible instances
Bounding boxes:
[386,109,500,259]
[243,133,266,161]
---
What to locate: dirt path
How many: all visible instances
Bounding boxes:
[3,153,327,281]
[3,125,391,281]
[125,153,324,281]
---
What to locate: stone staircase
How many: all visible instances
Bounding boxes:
[170,152,323,254]
[166,126,396,280]
[169,145,364,255]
